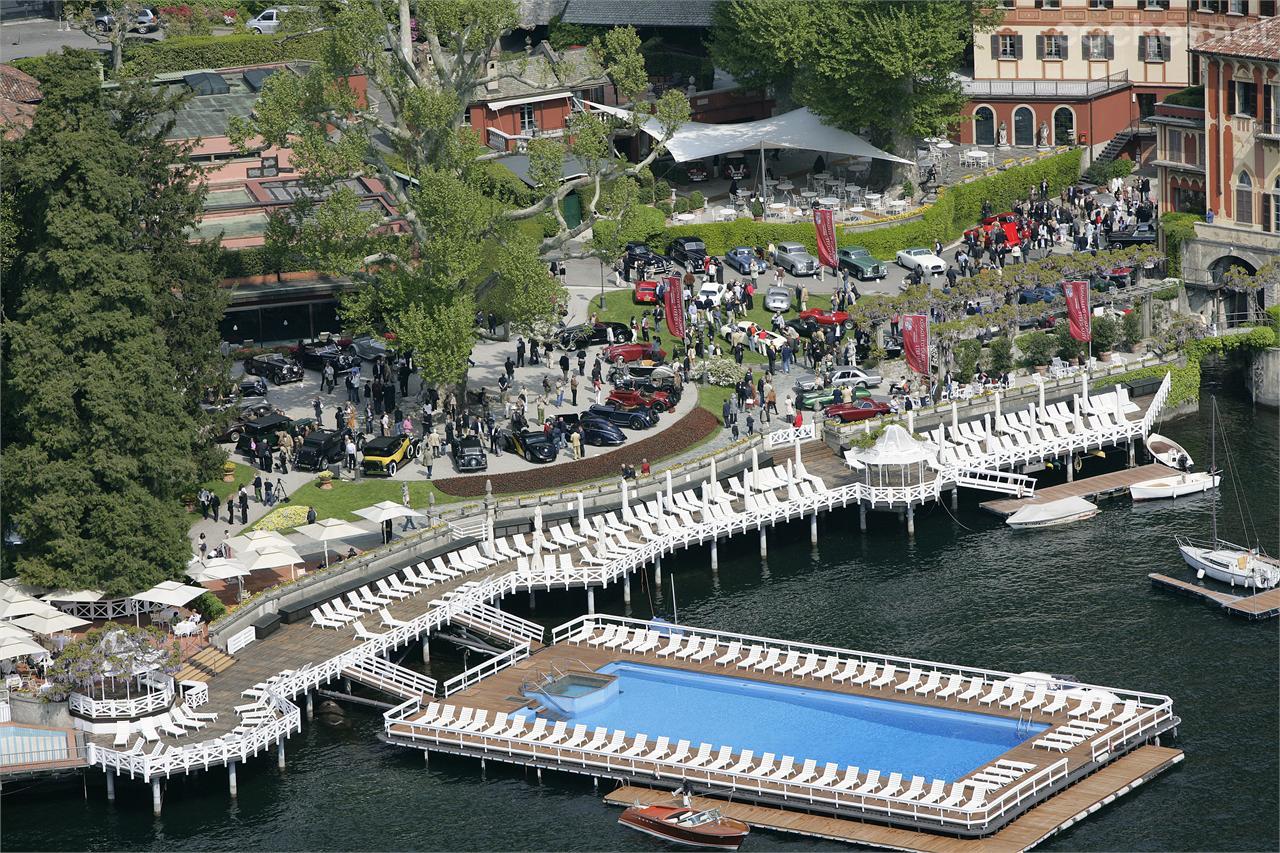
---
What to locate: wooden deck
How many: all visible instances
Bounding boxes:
[603,745,1183,852]
[1149,573,1280,620]
[979,464,1168,517]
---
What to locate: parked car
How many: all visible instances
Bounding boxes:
[1019,287,1057,304]
[836,246,888,281]
[608,364,678,386]
[346,334,396,362]
[296,429,364,471]
[785,316,822,339]
[557,321,632,349]
[290,341,357,375]
[795,385,871,411]
[234,414,314,457]
[696,280,727,306]
[572,415,627,446]
[719,320,787,353]
[666,236,708,269]
[633,279,659,304]
[965,213,1022,248]
[623,242,671,276]
[451,435,487,472]
[613,375,681,404]
[794,366,883,392]
[95,7,157,32]
[243,352,304,385]
[722,152,750,180]
[204,400,277,443]
[585,402,657,430]
[823,399,892,423]
[1091,266,1135,292]
[723,246,767,275]
[238,375,269,399]
[604,341,665,364]
[763,285,792,313]
[1106,222,1157,248]
[361,434,421,476]
[246,7,285,33]
[607,387,673,413]
[895,247,946,275]
[797,308,855,331]
[686,161,709,182]
[770,242,819,276]
[501,429,557,463]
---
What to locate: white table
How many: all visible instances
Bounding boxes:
[173,620,199,637]
[850,205,866,215]
[888,199,907,213]
[675,213,696,223]
[776,182,794,192]
[800,191,818,199]
[717,207,736,220]
[817,197,840,208]
[864,193,882,209]
[813,172,831,181]
[937,141,954,151]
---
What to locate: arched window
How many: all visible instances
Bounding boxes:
[974,106,995,146]
[1013,107,1035,147]
[1052,107,1075,146]
[1235,171,1253,225]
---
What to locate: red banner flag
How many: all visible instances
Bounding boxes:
[902,313,929,376]
[663,275,686,341]
[812,207,837,270]
[1062,280,1091,342]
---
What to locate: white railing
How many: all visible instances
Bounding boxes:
[342,656,437,700]
[179,680,209,708]
[441,643,531,697]
[1142,373,1173,433]
[765,423,815,448]
[51,597,138,621]
[454,602,545,646]
[226,626,257,655]
[69,684,174,720]
[1090,704,1176,762]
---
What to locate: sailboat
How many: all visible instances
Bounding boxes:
[1175,397,1280,590]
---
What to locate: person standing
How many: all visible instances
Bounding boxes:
[252,473,263,503]
[264,479,275,507]
[345,435,357,471]
[225,495,235,524]
[313,396,323,422]
[400,482,418,531]
[570,373,579,406]
[516,336,526,368]
[570,429,582,460]
[558,352,570,381]
[322,362,335,394]
[237,487,249,524]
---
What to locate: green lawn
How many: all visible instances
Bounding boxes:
[253,478,466,531]
[697,383,736,426]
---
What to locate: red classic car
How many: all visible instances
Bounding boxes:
[633,279,659,304]
[798,308,854,330]
[607,387,672,413]
[824,399,891,423]
[965,213,1022,248]
[604,342,666,364]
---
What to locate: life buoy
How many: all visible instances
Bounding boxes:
[1073,456,1083,472]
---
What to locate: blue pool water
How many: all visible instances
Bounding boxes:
[537,661,1045,781]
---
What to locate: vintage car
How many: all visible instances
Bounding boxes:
[585,402,658,430]
[234,414,315,457]
[763,285,792,313]
[290,340,357,375]
[795,366,883,392]
[559,413,627,446]
[836,246,888,281]
[723,246,767,275]
[1019,286,1057,304]
[622,242,671,276]
[558,321,633,349]
[795,385,871,411]
[500,429,558,463]
[666,236,708,269]
[722,152,750,180]
[797,308,856,331]
[686,161,709,182]
[770,242,819,276]
[895,247,946,275]
[696,280,727,306]
[608,363,678,386]
[295,429,365,471]
[613,375,681,403]
[204,399,277,443]
[242,352,304,385]
[823,398,892,423]
[451,435,487,472]
[607,387,673,413]
[1106,222,1157,248]
[238,375,269,399]
[719,320,787,353]
[604,341,666,364]
[633,279,660,304]
[1091,267,1135,292]
[361,434,421,476]
[964,213,1022,248]
[346,334,396,362]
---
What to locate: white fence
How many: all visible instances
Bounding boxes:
[226,626,257,655]
[441,643,531,697]
[765,423,815,449]
[69,678,174,721]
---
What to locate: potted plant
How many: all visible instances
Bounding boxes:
[221,461,236,483]
[181,493,197,513]
[750,199,765,221]
[1121,311,1142,352]
[1091,315,1119,361]
[1017,331,1054,374]
[317,470,334,490]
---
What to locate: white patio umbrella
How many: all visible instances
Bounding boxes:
[11,610,89,636]
[353,501,425,544]
[0,632,48,661]
[294,518,367,567]
[0,595,61,622]
[223,529,293,556]
[238,546,303,580]
[40,589,104,603]
[131,580,207,625]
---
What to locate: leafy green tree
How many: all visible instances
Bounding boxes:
[65,0,155,71]
[227,0,689,388]
[0,55,223,595]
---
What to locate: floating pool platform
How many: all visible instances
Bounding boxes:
[383,616,1180,845]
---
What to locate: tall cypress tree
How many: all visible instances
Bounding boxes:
[1,54,226,595]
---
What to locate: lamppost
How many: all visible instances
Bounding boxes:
[599,255,606,310]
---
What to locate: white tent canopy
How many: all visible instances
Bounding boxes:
[186,557,250,583]
[132,580,206,609]
[854,424,939,468]
[0,632,48,661]
[585,101,913,166]
[353,501,425,524]
[11,611,90,636]
[40,589,104,603]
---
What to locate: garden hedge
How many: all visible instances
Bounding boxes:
[117,33,329,78]
[1160,212,1201,279]
[659,149,1084,260]
[217,245,313,278]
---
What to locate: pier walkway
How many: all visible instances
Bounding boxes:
[979,464,1169,517]
[1148,574,1280,620]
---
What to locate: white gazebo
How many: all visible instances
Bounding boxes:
[847,424,941,491]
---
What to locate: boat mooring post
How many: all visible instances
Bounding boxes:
[906,503,916,537]
[951,487,958,511]
[859,502,867,532]
[586,587,595,615]
[152,778,161,816]
[421,634,431,663]
[528,589,536,613]
[106,770,116,802]
[1067,455,1075,483]
[305,691,314,720]
[709,537,718,570]
[623,572,631,607]
[810,511,818,545]
[277,739,286,770]
[228,761,238,798]
[1128,439,1136,468]
[759,524,767,558]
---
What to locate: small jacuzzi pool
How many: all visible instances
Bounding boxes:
[526,671,617,715]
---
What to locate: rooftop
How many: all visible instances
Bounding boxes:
[562,0,719,28]
[468,42,608,104]
[0,64,41,140]
[1192,15,1280,62]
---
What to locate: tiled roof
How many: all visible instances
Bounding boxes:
[0,64,41,103]
[1192,15,1280,62]
[472,44,608,103]
[517,0,567,28]
[562,0,719,28]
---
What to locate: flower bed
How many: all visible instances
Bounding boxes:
[252,504,313,532]
[433,407,720,497]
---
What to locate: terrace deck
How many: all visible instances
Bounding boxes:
[979,464,1168,517]
[604,744,1184,852]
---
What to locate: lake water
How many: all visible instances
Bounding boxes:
[7,362,1277,851]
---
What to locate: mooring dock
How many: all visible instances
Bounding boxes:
[979,464,1170,517]
[1148,573,1280,620]
[604,745,1183,853]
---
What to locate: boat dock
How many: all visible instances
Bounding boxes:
[603,745,1184,853]
[1148,574,1280,620]
[979,464,1169,517]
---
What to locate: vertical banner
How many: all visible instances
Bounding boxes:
[812,207,837,270]
[902,313,930,376]
[1062,280,1092,342]
[663,275,686,340]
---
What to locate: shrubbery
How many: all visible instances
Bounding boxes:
[1082,157,1134,186]
[1016,331,1054,368]
[953,339,982,379]
[986,336,1014,373]
[1161,212,1201,278]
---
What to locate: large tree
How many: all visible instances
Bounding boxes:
[710,0,998,158]
[229,0,689,387]
[0,54,226,596]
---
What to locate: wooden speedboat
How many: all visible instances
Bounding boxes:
[1130,470,1219,501]
[618,804,750,850]
[1006,496,1099,529]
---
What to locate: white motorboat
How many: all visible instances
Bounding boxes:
[1129,470,1220,501]
[1176,539,1280,589]
[1145,433,1192,470]
[1006,496,1099,529]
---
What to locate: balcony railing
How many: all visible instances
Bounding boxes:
[1258,122,1280,140]
[962,71,1129,99]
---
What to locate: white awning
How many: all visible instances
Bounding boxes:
[853,424,939,467]
[486,90,571,112]
[41,589,104,603]
[132,581,206,608]
[11,611,90,635]
[585,102,913,166]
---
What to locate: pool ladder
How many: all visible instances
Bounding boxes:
[1015,711,1035,737]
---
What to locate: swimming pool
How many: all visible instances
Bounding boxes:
[0,725,70,767]
[531,662,1046,782]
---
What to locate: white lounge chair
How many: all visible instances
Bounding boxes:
[935,674,963,700]
[791,759,819,785]
[725,750,755,774]
[895,669,924,693]
[685,743,714,768]
[898,775,926,800]
[620,734,649,757]
[851,769,882,794]
[812,657,840,681]
[666,740,692,764]
[688,638,718,662]
[849,662,877,685]
[869,665,897,688]
[916,779,948,804]
[764,756,795,781]
[877,772,904,798]
[600,730,628,754]
[752,648,781,671]
[793,654,820,679]
[814,762,841,788]
[352,620,384,640]
[736,646,764,669]
[712,641,741,666]
[915,671,943,696]
[998,682,1028,709]
[642,736,670,761]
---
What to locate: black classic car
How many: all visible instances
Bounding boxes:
[557,321,633,350]
[239,375,269,399]
[243,352,304,385]
[612,375,682,404]
[451,435,488,472]
[295,429,365,471]
[234,414,316,458]
[622,242,671,276]
[500,429,558,463]
[290,341,357,375]
[202,399,278,443]
[1106,222,1157,249]
[665,236,707,269]
[584,402,657,430]
[560,413,626,446]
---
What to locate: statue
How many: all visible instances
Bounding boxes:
[1038,121,1050,147]
[997,121,1009,148]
